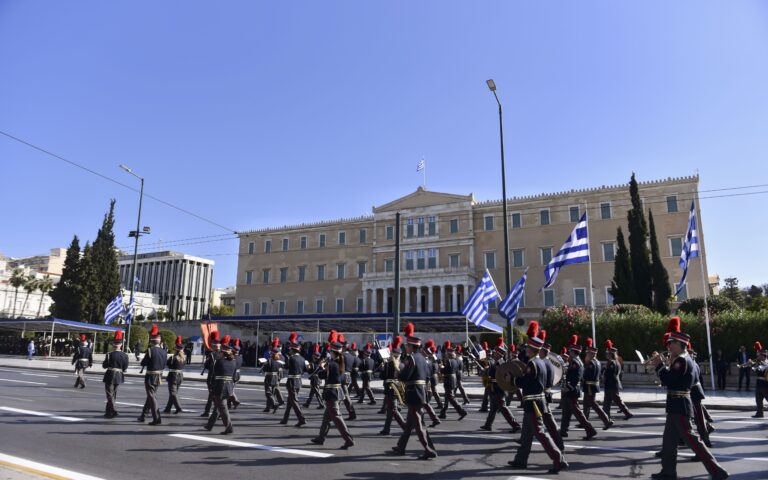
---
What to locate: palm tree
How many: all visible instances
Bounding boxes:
[9,268,26,317]
[20,275,39,318]
[36,275,54,318]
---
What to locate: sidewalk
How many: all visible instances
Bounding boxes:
[0,355,758,411]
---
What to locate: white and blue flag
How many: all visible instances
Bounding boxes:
[462,270,503,333]
[124,298,135,325]
[675,201,699,296]
[104,293,124,325]
[416,158,425,172]
[542,213,590,289]
[499,269,528,324]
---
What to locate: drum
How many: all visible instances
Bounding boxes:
[495,359,527,393]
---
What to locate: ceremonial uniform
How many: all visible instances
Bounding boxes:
[164,339,185,414]
[139,329,167,425]
[205,347,235,434]
[312,341,354,448]
[201,348,223,416]
[281,341,307,426]
[102,333,128,418]
[438,347,467,419]
[379,342,405,435]
[602,343,632,420]
[751,342,768,418]
[349,346,361,397]
[690,355,713,447]
[227,343,243,409]
[357,349,376,404]
[535,329,564,451]
[304,351,325,409]
[481,355,520,432]
[455,350,470,404]
[341,349,358,420]
[72,339,93,389]
[582,353,613,429]
[559,339,597,439]
[262,355,285,413]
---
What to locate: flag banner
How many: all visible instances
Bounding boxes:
[462,270,503,333]
[104,294,123,325]
[542,213,590,289]
[124,299,135,325]
[499,270,528,324]
[416,158,425,172]
[675,201,699,296]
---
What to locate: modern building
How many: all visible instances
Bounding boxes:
[118,251,214,320]
[212,286,236,309]
[7,248,67,276]
[235,176,707,326]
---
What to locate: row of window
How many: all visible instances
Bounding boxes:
[245,262,368,285]
[242,297,364,316]
[247,229,368,254]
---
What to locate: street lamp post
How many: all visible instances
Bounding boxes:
[486,79,514,346]
[119,164,146,352]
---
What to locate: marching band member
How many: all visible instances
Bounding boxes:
[262,338,284,413]
[602,339,632,420]
[311,332,354,449]
[280,332,307,427]
[200,331,222,417]
[204,340,235,435]
[424,339,442,410]
[164,336,185,414]
[480,337,520,432]
[455,345,471,405]
[479,341,491,413]
[138,324,166,425]
[379,336,406,435]
[582,338,614,430]
[227,339,243,410]
[357,343,377,405]
[559,335,598,440]
[102,330,128,418]
[72,334,93,389]
[348,342,362,398]
[536,329,563,450]
[688,342,714,449]
[303,343,325,409]
[752,341,767,418]
[438,341,468,420]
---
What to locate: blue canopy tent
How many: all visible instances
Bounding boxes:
[0,318,124,357]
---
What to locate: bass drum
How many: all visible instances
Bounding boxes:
[495,359,527,393]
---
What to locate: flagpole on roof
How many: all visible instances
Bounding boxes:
[693,197,716,391]
[584,202,597,345]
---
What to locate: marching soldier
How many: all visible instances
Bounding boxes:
[204,340,236,434]
[582,338,614,430]
[751,341,767,418]
[455,345,471,405]
[507,333,568,474]
[138,324,167,425]
[164,336,185,414]
[480,338,520,432]
[339,335,358,421]
[357,343,377,405]
[439,341,468,420]
[281,332,307,427]
[424,339,443,410]
[559,335,598,440]
[348,342,362,397]
[102,330,128,418]
[262,338,285,413]
[379,336,406,435]
[304,343,325,409]
[536,329,564,450]
[72,334,93,389]
[602,339,633,420]
[688,342,715,448]
[311,332,354,449]
[227,339,243,410]
[479,341,491,413]
[390,323,437,460]
[200,331,223,417]
[649,317,728,480]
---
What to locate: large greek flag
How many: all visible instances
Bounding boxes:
[499,269,527,324]
[124,298,135,325]
[462,270,502,333]
[675,201,699,296]
[104,294,124,325]
[542,213,590,289]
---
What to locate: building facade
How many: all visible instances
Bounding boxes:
[7,248,67,276]
[235,176,708,326]
[118,251,214,320]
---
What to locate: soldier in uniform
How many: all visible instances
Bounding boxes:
[559,335,598,440]
[688,342,714,448]
[164,336,185,414]
[281,332,308,427]
[138,325,167,425]
[508,334,568,474]
[479,341,491,413]
[303,343,325,409]
[480,337,520,432]
[438,341,468,420]
[204,340,236,434]
[348,342,362,398]
[200,331,223,417]
[379,336,406,435]
[649,317,728,480]
[536,329,564,450]
[227,338,243,410]
[751,341,767,418]
[357,343,377,404]
[72,334,93,389]
[102,330,128,418]
[582,338,614,430]
[261,338,285,413]
[339,335,358,421]
[602,339,633,420]
[311,332,354,449]
[424,340,443,410]
[455,345,471,405]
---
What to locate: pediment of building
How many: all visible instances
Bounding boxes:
[373,187,473,213]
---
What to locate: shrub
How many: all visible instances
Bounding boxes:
[677,296,739,316]
[158,329,177,351]
[602,304,653,316]
[128,325,149,353]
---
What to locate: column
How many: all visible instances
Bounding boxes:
[405,286,411,313]
[428,285,434,312]
[372,288,378,314]
[439,285,446,312]
[452,285,458,311]
[416,286,422,313]
[362,289,368,313]
[383,288,389,314]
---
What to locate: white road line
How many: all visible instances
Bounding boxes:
[115,402,145,407]
[20,372,61,378]
[653,416,764,425]
[0,378,47,385]
[169,433,334,458]
[0,452,106,480]
[611,428,764,442]
[0,406,83,422]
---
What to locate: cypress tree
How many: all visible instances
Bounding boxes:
[648,210,672,314]
[88,200,121,324]
[79,242,97,322]
[627,173,653,308]
[609,227,636,304]
[50,235,83,319]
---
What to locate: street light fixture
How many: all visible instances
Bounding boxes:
[119,164,147,352]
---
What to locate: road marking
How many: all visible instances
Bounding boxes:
[0,406,83,422]
[20,372,61,378]
[610,428,764,441]
[115,402,145,407]
[0,452,105,480]
[169,433,334,458]
[653,416,764,425]
[0,378,47,385]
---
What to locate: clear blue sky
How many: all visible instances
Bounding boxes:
[2,1,767,289]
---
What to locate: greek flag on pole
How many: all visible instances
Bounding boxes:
[675,201,699,296]
[499,270,527,324]
[416,158,425,172]
[124,298,135,325]
[104,294,124,325]
[461,270,503,333]
[542,213,590,289]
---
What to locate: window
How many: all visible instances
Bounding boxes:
[485,251,496,269]
[488,299,497,309]
[417,249,426,270]
[264,240,271,253]
[511,212,522,229]
[278,301,286,315]
[406,219,414,238]
[357,298,364,313]
[449,254,460,268]
[519,292,526,308]
[543,289,555,307]
[600,202,612,220]
[338,231,346,245]
[540,209,550,226]
[450,219,459,234]
[386,225,394,240]
[667,195,679,213]
[279,267,288,283]
[260,302,268,315]
[262,269,270,284]
[298,265,306,282]
[245,270,253,285]
[417,217,425,237]
[319,234,326,248]
[675,283,688,301]
[316,299,324,313]
[300,236,307,249]
[297,300,304,314]
[484,215,494,231]
[317,264,325,281]
[282,238,289,251]
[670,237,683,257]
[336,298,344,313]
[574,288,587,306]
[337,263,346,279]
[602,243,615,262]
[428,248,437,268]
[541,247,553,265]
[512,249,524,268]
[570,206,580,223]
[359,229,367,244]
[247,242,254,255]
[385,259,394,272]
[605,287,614,305]
[357,261,367,278]
[405,251,414,270]
[243,302,251,316]
[428,216,436,235]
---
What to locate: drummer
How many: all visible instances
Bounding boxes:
[480,338,521,432]
[536,329,564,450]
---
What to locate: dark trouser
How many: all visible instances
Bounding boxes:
[513,410,565,468]
[439,387,466,417]
[305,383,325,407]
[756,383,768,416]
[583,393,611,427]
[692,400,710,443]
[659,413,726,477]
[165,382,182,412]
[104,383,118,415]
[483,393,519,429]
[282,384,305,423]
[206,392,232,431]
[141,380,160,421]
[480,385,490,410]
[603,388,631,418]
[340,379,357,417]
[349,373,361,396]
[358,374,375,403]
[560,395,596,437]
[738,367,751,390]
[227,385,239,408]
[74,367,86,388]
[264,384,280,410]
[542,411,564,450]
[204,384,214,414]
[428,380,442,409]
[396,404,436,455]
[456,377,470,403]
[318,400,353,443]
[382,394,405,433]
[716,371,726,390]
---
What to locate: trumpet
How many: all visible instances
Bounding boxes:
[737,359,755,369]
[643,351,670,373]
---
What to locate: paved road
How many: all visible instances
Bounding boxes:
[0,366,766,480]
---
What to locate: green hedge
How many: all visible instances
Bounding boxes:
[677,296,740,316]
[128,324,149,353]
[158,329,177,351]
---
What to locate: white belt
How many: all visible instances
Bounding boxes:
[146,370,163,375]
[265,372,278,376]
[288,375,302,379]
[108,368,123,372]
[523,394,545,401]
[215,376,234,381]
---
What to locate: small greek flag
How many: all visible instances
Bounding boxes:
[542,213,590,289]
[499,269,527,324]
[104,294,124,325]
[134,276,141,286]
[462,270,503,333]
[124,298,135,325]
[675,201,699,296]
[416,158,425,172]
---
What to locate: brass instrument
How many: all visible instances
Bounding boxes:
[495,359,527,393]
[643,351,670,373]
[737,359,755,369]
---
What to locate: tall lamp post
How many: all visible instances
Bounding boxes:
[119,164,149,351]
[486,79,513,345]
